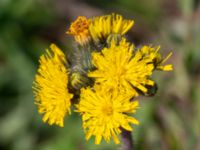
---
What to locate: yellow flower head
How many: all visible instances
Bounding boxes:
[67,16,91,45]
[139,46,173,71]
[33,44,73,127]
[88,38,154,94]
[89,13,134,43]
[76,85,139,144]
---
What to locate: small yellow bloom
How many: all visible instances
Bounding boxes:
[89,13,134,43]
[76,85,139,144]
[67,16,91,45]
[88,38,154,94]
[33,44,73,127]
[139,46,173,71]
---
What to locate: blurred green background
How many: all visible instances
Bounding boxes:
[0,0,200,150]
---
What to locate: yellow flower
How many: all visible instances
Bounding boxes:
[89,13,134,43]
[67,16,91,45]
[76,85,139,144]
[88,38,154,94]
[33,44,73,127]
[139,46,173,71]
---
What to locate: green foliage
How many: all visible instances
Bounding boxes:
[0,0,200,149]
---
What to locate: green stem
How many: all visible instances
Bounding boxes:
[121,129,134,150]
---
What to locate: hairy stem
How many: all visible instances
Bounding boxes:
[121,129,134,150]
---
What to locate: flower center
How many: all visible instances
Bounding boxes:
[102,105,113,116]
[115,67,126,81]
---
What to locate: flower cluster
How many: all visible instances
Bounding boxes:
[33,13,173,145]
